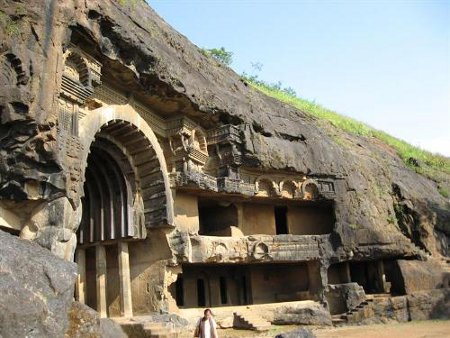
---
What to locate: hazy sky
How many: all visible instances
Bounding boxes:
[149,0,450,156]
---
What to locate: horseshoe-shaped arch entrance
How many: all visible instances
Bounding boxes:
[75,104,174,317]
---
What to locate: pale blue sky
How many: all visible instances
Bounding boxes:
[149,0,450,156]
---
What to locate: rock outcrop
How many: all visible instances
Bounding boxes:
[0,230,126,338]
[0,0,448,260]
[275,328,317,338]
[0,0,449,333]
[272,303,332,326]
[0,230,77,338]
[65,302,127,338]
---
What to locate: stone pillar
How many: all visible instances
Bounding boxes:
[209,276,221,306]
[236,203,244,229]
[308,260,327,296]
[118,241,133,317]
[75,249,86,304]
[96,245,107,318]
[345,261,352,283]
[184,277,197,308]
[378,260,387,292]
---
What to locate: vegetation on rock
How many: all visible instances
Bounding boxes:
[0,10,19,37]
[198,45,449,184]
[241,74,450,183]
[201,47,234,66]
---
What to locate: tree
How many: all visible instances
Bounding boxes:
[202,47,233,66]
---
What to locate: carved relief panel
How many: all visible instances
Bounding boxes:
[57,46,102,204]
[165,116,209,173]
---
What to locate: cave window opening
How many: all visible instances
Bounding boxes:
[275,206,288,234]
[219,277,228,305]
[197,278,206,307]
[241,275,248,305]
[198,199,238,236]
[175,274,184,307]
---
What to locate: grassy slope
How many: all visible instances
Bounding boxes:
[248,80,450,194]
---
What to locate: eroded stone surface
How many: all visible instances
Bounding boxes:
[0,0,449,332]
[407,289,450,320]
[0,230,77,337]
[0,0,448,260]
[275,328,317,338]
[65,302,127,338]
[272,303,332,326]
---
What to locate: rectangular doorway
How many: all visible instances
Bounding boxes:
[275,206,288,234]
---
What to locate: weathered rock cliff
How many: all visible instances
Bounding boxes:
[1,0,448,257]
[1,0,449,334]
[0,230,126,337]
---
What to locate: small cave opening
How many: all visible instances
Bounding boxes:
[198,198,238,236]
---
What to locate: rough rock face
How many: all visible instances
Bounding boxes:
[407,289,450,320]
[0,0,449,330]
[325,283,366,315]
[0,230,77,337]
[0,230,126,338]
[272,303,332,326]
[0,0,448,261]
[65,302,127,338]
[354,290,450,324]
[396,259,445,293]
[275,328,317,338]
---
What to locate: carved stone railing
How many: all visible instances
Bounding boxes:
[207,124,242,145]
[169,171,256,196]
[177,234,329,264]
[169,171,218,191]
[217,177,256,195]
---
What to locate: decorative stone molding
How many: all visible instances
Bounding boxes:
[251,241,271,260]
[256,177,280,197]
[57,47,103,206]
[60,46,102,105]
[241,172,336,200]
[280,180,299,198]
[0,52,28,87]
[207,125,243,179]
[217,177,256,195]
[0,52,30,122]
[165,116,209,173]
[317,179,336,198]
[301,179,320,200]
[79,104,175,229]
[169,171,218,191]
[184,234,326,264]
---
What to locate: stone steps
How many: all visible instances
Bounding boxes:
[143,323,177,338]
[233,311,271,331]
[431,256,450,275]
[118,320,179,338]
[332,297,376,325]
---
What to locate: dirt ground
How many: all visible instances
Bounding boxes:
[311,320,450,338]
[192,320,450,338]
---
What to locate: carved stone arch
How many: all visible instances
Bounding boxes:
[79,104,174,229]
[301,179,320,200]
[252,241,271,260]
[280,179,298,199]
[255,177,278,197]
[190,128,208,154]
[0,52,28,86]
[63,51,90,86]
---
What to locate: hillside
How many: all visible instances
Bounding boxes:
[1,0,449,334]
[246,78,450,193]
[1,0,449,253]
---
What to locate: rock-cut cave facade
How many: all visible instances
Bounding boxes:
[1,23,448,324]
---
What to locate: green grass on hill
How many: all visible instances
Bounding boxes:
[246,78,450,181]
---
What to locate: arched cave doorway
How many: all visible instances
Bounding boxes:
[79,137,136,245]
[75,136,139,318]
[74,114,174,318]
